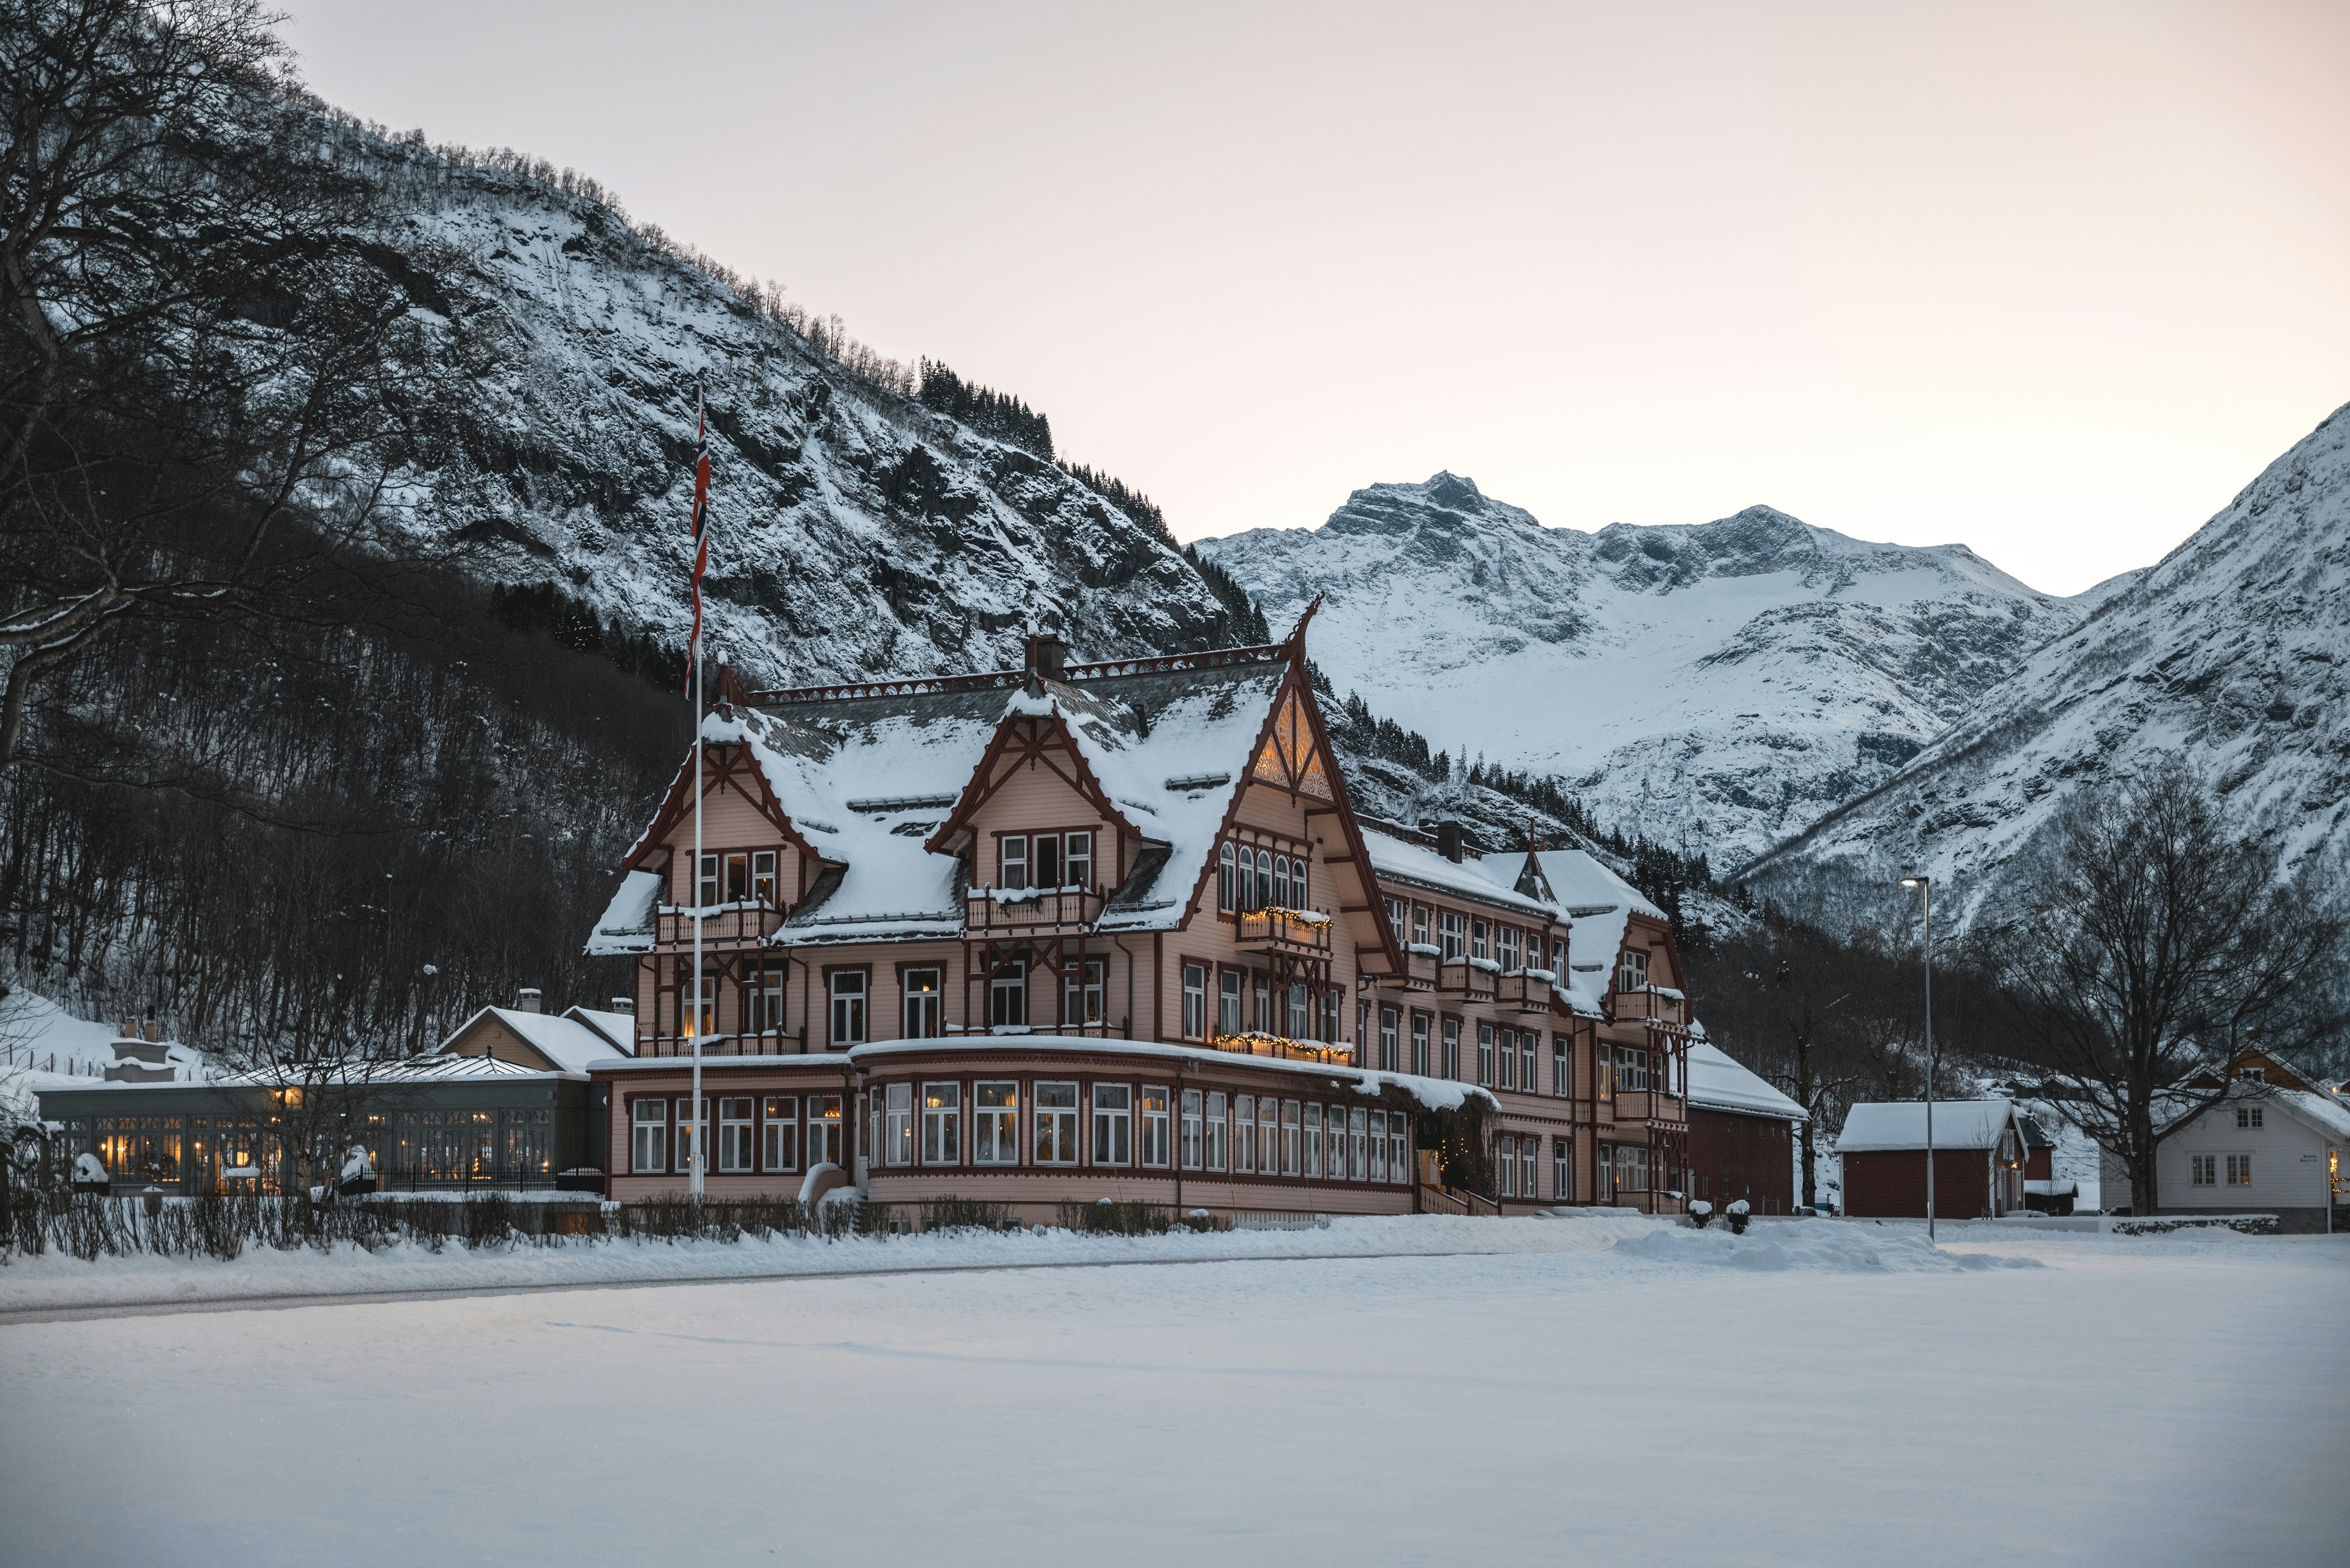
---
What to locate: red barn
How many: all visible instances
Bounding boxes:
[1685,1040,1805,1215]
[1838,1100,2026,1220]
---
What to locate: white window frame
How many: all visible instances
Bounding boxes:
[1065,831,1092,891]
[1219,969,1243,1036]
[1619,947,1649,993]
[1304,1102,1323,1178]
[1182,963,1207,1040]
[1442,1018,1460,1080]
[884,1082,914,1167]
[1368,1110,1386,1184]
[1411,1014,1430,1077]
[1478,1024,1494,1087]
[999,834,1029,890]
[1288,982,1309,1039]
[2190,1152,2216,1186]
[1498,1135,1518,1197]
[1350,1106,1369,1182]
[974,1081,1018,1165]
[751,848,779,906]
[1380,1007,1400,1073]
[1259,1096,1278,1177]
[1034,1081,1079,1165]
[1281,1099,1300,1177]
[1234,1094,1255,1174]
[1140,1085,1170,1168]
[903,968,943,1040]
[1092,1083,1133,1167]
[1181,1088,1204,1170]
[2226,1153,2252,1187]
[1033,831,1061,890]
[829,969,867,1045]
[1439,911,1466,962]
[1218,842,1237,910]
[921,1081,961,1166]
[1064,958,1106,1028]
[674,1097,708,1176]
[1520,1034,1537,1092]
[989,958,1028,1029]
[1553,1137,1570,1202]
[1389,1116,1408,1183]
[717,1097,755,1173]
[806,1095,843,1168]
[761,1096,799,1173]
[631,1098,667,1174]
[1521,1139,1537,1201]
[1206,1091,1229,1173]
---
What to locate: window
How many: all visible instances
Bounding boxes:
[1551,1035,1569,1097]
[1439,911,1466,961]
[1614,1143,1650,1193]
[990,958,1028,1028]
[1553,1137,1570,1203]
[1259,1097,1278,1176]
[1065,829,1092,889]
[1479,1025,1496,1087]
[829,969,867,1045]
[762,1097,799,1173]
[1411,1014,1430,1077]
[2226,1154,2253,1186]
[1499,1135,1518,1197]
[1181,1089,1204,1170]
[922,1082,961,1165]
[687,970,717,1039]
[1304,1103,1323,1178]
[1595,1147,1616,1202]
[1288,982,1309,1039]
[1552,938,1569,979]
[1472,920,1489,962]
[1182,963,1207,1039]
[718,1097,754,1173]
[2235,1106,2263,1129]
[1281,1100,1300,1176]
[1206,1091,1228,1172]
[1350,1107,1368,1181]
[1273,853,1292,910]
[884,1083,914,1167]
[2190,1154,2216,1186]
[1092,1084,1133,1166]
[1520,1033,1537,1092]
[1253,973,1271,1031]
[1000,835,1029,890]
[1034,1082,1078,1164]
[674,1097,708,1174]
[1442,1018,1461,1080]
[1384,897,1406,936]
[1619,947,1649,993]
[1234,1095,1256,1174]
[1368,1110,1386,1183]
[1255,848,1274,910]
[1521,1140,1537,1201]
[806,1096,842,1168]
[745,963,785,1036]
[1499,927,1522,971]
[1389,1116,1408,1184]
[900,968,943,1039]
[1219,969,1243,1036]
[975,1082,1018,1164]
[1219,843,1238,910]
[1065,958,1107,1028]
[1034,832,1061,890]
[1615,1044,1650,1093]
[1321,990,1339,1045]
[1412,905,1431,947]
[632,1099,667,1173]
[1499,1028,1518,1090]
[752,849,779,906]
[725,852,750,903]
[2236,1067,2266,1083]
[696,853,720,908]
[1141,1086,1171,1168]
[1380,1009,1399,1073]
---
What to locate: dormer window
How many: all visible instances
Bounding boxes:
[1619,948,1650,993]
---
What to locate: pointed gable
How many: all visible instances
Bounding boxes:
[1251,688,1335,801]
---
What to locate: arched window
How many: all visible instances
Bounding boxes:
[1218,842,1237,911]
[1292,858,1308,910]
[1255,848,1274,911]
[1274,854,1291,910]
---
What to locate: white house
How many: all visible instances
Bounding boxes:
[2100,1051,2349,1233]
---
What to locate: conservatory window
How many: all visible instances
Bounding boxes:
[921,1081,960,1166]
[752,849,778,906]
[806,1096,842,1168]
[999,835,1028,890]
[632,1099,667,1174]
[829,970,867,1045]
[1181,1089,1204,1170]
[1034,1081,1079,1165]
[991,959,1028,1028]
[884,1083,914,1167]
[761,1097,799,1173]
[1234,1095,1256,1174]
[1092,1083,1133,1167]
[1140,1086,1170,1168]
[718,1097,755,1173]
[903,968,943,1040]
[1206,1091,1229,1172]
[974,1082,1018,1165]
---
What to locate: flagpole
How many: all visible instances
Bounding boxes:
[689,388,707,1201]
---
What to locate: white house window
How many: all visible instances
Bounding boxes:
[2225,1153,2252,1186]
[631,1099,667,1174]
[1065,958,1106,1028]
[1479,1024,1495,1088]
[1553,1137,1570,1201]
[687,971,717,1039]
[1255,847,1274,910]
[884,1083,914,1167]
[903,968,943,1039]
[999,835,1029,890]
[1411,1014,1430,1077]
[1033,832,1061,890]
[1619,947,1649,993]
[1499,1135,1518,1197]
[1384,896,1406,936]
[1412,905,1430,947]
[1442,1018,1460,1080]
[1389,1116,1408,1184]
[807,1096,842,1168]
[1520,1034,1537,1094]
[1281,1100,1300,1176]
[1181,1089,1204,1170]
[1092,1083,1132,1167]
[1234,1095,1255,1174]
[1521,1140,1537,1200]
[1206,1092,1229,1172]
[1259,1097,1278,1177]
[975,1081,1018,1164]
[1219,970,1243,1036]
[752,849,778,906]
[1367,1110,1386,1184]
[1304,1103,1323,1178]
[673,1097,708,1175]
[1439,911,1466,961]
[1553,1036,1569,1097]
[829,970,867,1045]
[1182,963,1206,1039]
[2234,1106,2263,1129]
[1350,1106,1368,1181]
[1065,831,1092,891]
[1034,1081,1078,1164]
[1218,842,1238,910]
[1552,938,1569,978]
[718,1097,755,1173]
[1615,1045,1650,1093]
[1472,920,1489,962]
[762,1096,799,1172]
[921,1081,961,1165]
[1288,982,1309,1039]
[696,853,720,908]
[1140,1086,1170,1168]
[990,959,1028,1028]
[1614,1144,1650,1193]
[2190,1153,2216,1186]
[1380,1008,1400,1073]
[1496,1028,1514,1090]
[745,963,785,1037]
[1499,926,1522,971]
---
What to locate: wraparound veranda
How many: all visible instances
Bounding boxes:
[589,621,1699,1222]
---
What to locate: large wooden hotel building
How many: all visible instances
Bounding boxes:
[586,619,1698,1222]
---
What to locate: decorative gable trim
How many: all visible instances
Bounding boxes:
[923,702,1140,859]
[624,735,827,876]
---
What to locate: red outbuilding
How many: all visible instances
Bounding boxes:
[1684,1040,1805,1215]
[1837,1100,2026,1220]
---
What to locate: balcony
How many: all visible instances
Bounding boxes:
[1603,1089,1686,1128]
[637,1031,810,1058]
[1495,967,1554,1014]
[1608,986,1688,1028]
[1234,906,1334,957]
[655,903,785,949]
[964,887,1105,935]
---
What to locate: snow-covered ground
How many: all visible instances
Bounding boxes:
[0,988,206,1124]
[3,1216,2339,1565]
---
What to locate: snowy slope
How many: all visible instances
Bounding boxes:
[1745,403,2350,911]
[1197,474,2080,859]
[355,146,1236,684]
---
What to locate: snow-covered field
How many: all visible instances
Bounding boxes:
[3,1215,2340,1566]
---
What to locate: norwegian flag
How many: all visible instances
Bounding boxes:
[684,390,712,693]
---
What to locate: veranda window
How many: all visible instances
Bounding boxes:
[921,1082,960,1165]
[903,969,943,1039]
[1140,1086,1169,1168]
[718,1097,755,1173]
[762,1097,799,1173]
[1619,948,1649,993]
[1350,1107,1368,1182]
[975,1082,1018,1164]
[1065,832,1092,890]
[1615,1045,1650,1093]
[884,1083,913,1167]
[806,1096,842,1168]
[1181,1089,1204,1170]
[1234,1096,1255,1174]
[632,1099,666,1173]
[1288,983,1309,1039]
[1499,926,1522,971]
[830,971,867,1045]
[1304,1103,1323,1178]
[752,849,778,906]
[1092,1084,1132,1167]
[1281,1100,1300,1176]
[1614,1144,1649,1193]
[1034,1082,1078,1164]
[991,960,1028,1029]
[1368,1110,1387,1184]
[1258,1097,1278,1177]
[1206,1092,1229,1172]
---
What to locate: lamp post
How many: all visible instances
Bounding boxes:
[1901,875,1934,1241]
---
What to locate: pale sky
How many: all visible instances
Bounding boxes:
[281,1,2350,595]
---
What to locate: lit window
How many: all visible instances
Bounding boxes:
[718,1097,754,1173]
[921,1081,960,1165]
[2190,1153,2215,1186]
[1064,958,1106,1028]
[724,853,749,903]
[805,1096,842,1168]
[974,1082,1018,1164]
[1034,1081,1078,1164]
[2226,1153,2252,1186]
[673,1097,707,1175]
[1092,1083,1133,1167]
[752,849,779,906]
[884,1083,913,1167]
[761,1096,799,1173]
[902,967,943,1040]
[1140,1086,1170,1168]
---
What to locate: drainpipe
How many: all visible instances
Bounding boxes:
[786,951,810,1053]
[1111,934,1138,1040]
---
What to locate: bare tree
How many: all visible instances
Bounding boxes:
[1982,763,2346,1214]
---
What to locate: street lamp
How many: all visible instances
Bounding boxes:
[1901,875,1935,1241]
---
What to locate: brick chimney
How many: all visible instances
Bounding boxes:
[516,987,543,1014]
[1434,820,1465,864]
[1026,632,1070,681]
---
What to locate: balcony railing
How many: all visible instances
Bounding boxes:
[1208,1031,1352,1064]
[636,1031,809,1058]
[1496,967,1554,1013]
[964,887,1104,933]
[1608,986,1688,1027]
[1236,907,1334,956]
[655,903,785,948]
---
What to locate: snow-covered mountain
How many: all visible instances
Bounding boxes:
[1743,403,2350,909]
[362,145,1240,682]
[1196,475,2082,860]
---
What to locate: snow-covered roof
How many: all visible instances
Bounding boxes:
[2279,1089,2350,1141]
[1365,831,1556,919]
[1474,848,1664,1016]
[1686,1042,1806,1122]
[563,1006,638,1055]
[1837,1099,2017,1152]
[441,1007,627,1074]
[587,868,662,956]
